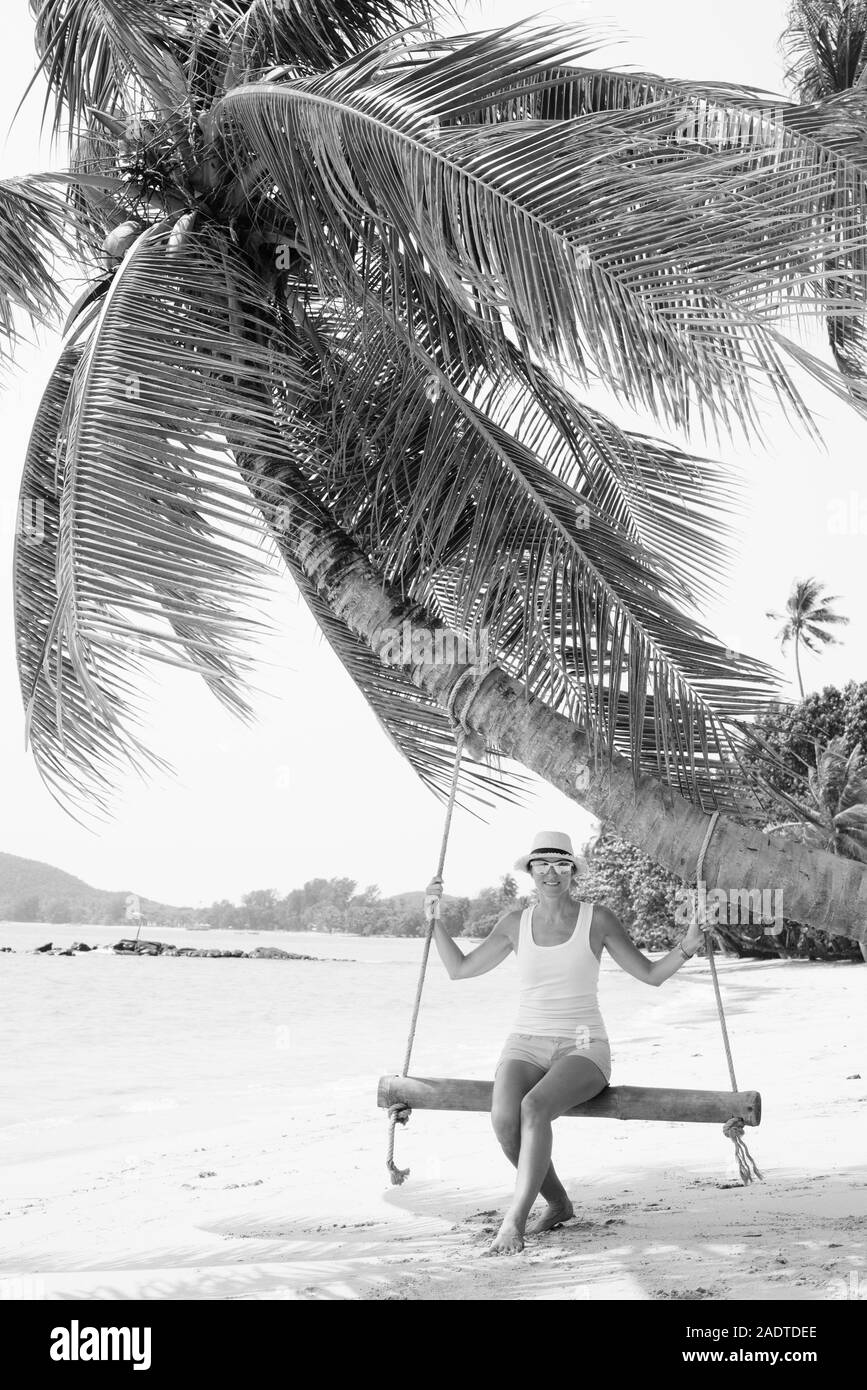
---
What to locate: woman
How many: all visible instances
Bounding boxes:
[427,829,705,1255]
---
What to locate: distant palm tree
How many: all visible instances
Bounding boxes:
[767,579,849,697]
[783,1,867,102]
[4,1,867,944]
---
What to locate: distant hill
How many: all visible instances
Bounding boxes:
[0,852,185,926]
[383,891,466,913]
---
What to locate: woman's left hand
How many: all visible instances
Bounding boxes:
[681,920,705,955]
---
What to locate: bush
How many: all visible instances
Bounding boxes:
[738,683,867,960]
[573,838,682,950]
[741,680,867,798]
[464,878,525,938]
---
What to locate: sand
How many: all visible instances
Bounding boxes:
[0,926,864,1301]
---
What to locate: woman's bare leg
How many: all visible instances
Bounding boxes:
[490,1058,571,1207]
[489,1057,608,1255]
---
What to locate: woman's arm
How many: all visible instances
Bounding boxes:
[426,878,517,979]
[598,905,704,987]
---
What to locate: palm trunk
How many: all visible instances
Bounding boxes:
[793,635,805,699]
[262,485,867,945]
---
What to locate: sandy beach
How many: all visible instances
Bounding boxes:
[0,925,864,1301]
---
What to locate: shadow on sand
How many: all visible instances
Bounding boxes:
[46,1159,860,1302]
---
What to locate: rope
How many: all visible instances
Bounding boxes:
[695,810,719,885]
[385,729,466,1184]
[694,810,763,1185]
[445,668,479,731]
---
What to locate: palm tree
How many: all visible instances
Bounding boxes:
[766,578,849,698]
[783,1,867,102]
[782,1,867,395]
[6,1,867,944]
[768,736,867,857]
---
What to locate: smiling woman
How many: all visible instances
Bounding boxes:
[425,826,708,1254]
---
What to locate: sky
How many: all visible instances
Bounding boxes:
[0,1,864,909]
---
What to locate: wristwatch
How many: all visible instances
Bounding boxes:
[678,939,696,960]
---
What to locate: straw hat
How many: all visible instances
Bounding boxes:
[514,830,578,875]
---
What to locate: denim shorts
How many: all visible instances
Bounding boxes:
[495,1031,612,1085]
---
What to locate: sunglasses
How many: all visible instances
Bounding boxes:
[529,859,575,876]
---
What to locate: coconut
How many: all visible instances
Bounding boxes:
[102,220,141,260]
[167,212,196,256]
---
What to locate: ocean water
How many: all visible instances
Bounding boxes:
[0,922,741,1172]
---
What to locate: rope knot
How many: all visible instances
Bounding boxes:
[722,1116,764,1185]
[445,667,492,757]
[386,1158,410,1186]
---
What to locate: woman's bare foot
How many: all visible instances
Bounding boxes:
[486,1217,525,1255]
[525,1198,574,1236]
[525,1195,572,1239]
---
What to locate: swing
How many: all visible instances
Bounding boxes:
[379,727,763,1187]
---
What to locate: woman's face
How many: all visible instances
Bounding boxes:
[529,857,578,899]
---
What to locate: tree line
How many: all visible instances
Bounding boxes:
[203,876,524,938]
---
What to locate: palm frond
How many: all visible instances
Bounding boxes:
[22,218,309,809]
[276,301,779,811]
[528,55,867,403]
[14,343,168,818]
[520,64,867,407]
[215,25,867,442]
[27,0,192,143]
[498,347,746,613]
[220,0,437,80]
[0,175,83,364]
[785,82,867,397]
[61,274,112,336]
[306,245,746,626]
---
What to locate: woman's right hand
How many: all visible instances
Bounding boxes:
[424,876,443,923]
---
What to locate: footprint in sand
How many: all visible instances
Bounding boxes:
[654,1286,720,1300]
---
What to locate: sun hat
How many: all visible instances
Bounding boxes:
[514,830,579,875]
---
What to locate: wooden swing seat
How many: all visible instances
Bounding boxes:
[378,1075,761,1126]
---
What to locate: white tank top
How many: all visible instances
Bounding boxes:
[511,901,607,1040]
